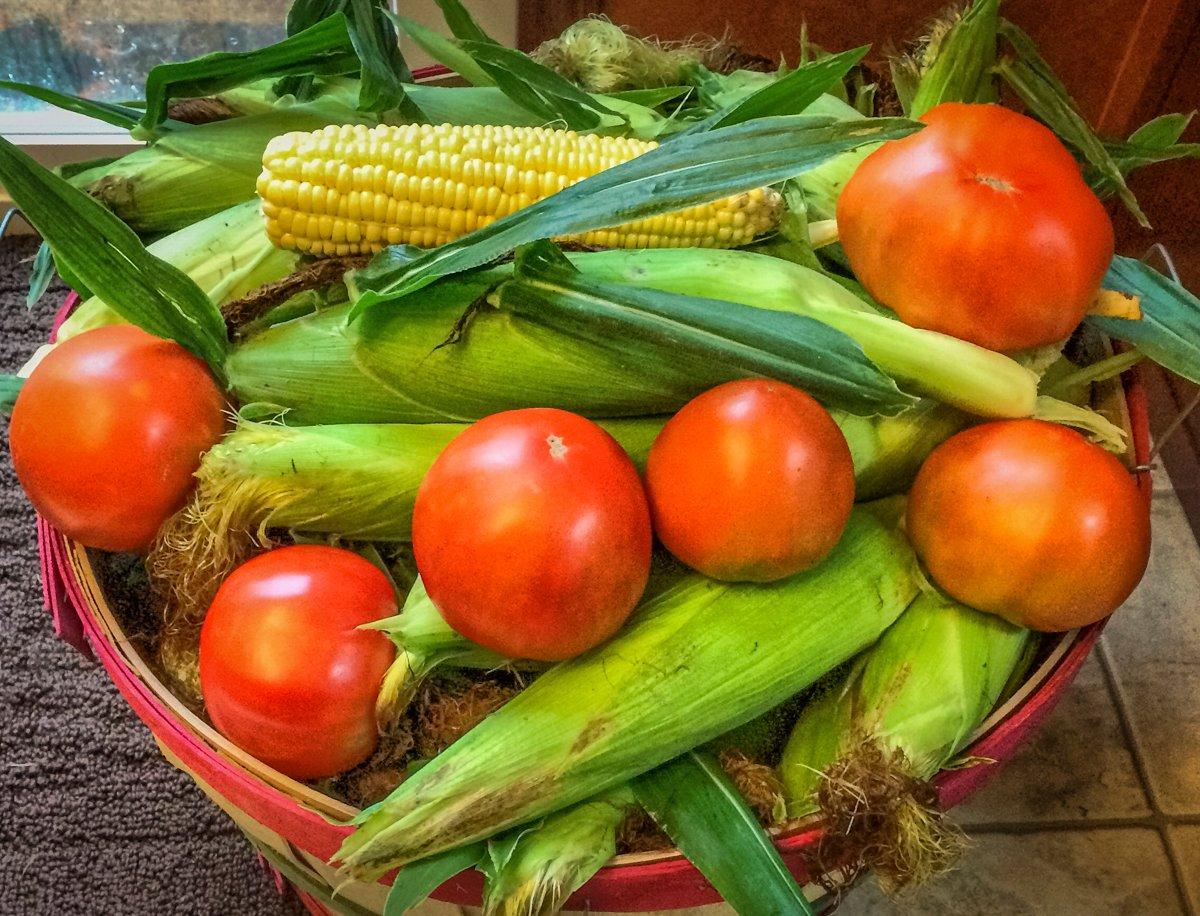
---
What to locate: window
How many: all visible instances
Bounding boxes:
[0,1,291,144]
[0,0,518,152]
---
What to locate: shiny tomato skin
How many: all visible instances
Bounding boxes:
[907,419,1150,632]
[412,408,652,661]
[8,325,227,553]
[838,103,1115,351]
[645,380,855,582]
[199,545,396,780]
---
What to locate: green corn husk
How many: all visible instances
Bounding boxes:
[54,200,297,342]
[778,589,1033,892]
[70,97,372,233]
[148,415,664,623]
[481,787,636,916]
[336,507,920,879]
[227,249,1037,423]
[571,248,1039,418]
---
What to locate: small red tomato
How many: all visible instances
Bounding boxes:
[9,325,226,552]
[199,545,396,780]
[645,380,855,582]
[838,102,1114,351]
[412,408,652,661]
[907,419,1150,632]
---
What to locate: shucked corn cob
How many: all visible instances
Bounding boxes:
[257,123,782,256]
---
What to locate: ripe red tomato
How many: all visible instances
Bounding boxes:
[200,545,396,780]
[8,325,226,552]
[412,408,652,661]
[645,380,855,582]
[838,102,1115,351]
[907,419,1150,632]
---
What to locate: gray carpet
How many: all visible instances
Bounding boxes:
[0,238,301,915]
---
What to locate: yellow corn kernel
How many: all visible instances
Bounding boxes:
[258,123,781,257]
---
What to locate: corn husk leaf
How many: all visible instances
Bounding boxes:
[0,135,228,374]
[1087,255,1200,386]
[495,242,914,416]
[25,241,56,309]
[392,14,496,87]
[569,247,1040,418]
[684,46,868,132]
[347,114,921,310]
[633,751,814,915]
[384,842,486,916]
[996,20,1147,227]
[337,509,919,878]
[0,374,22,416]
[0,80,149,131]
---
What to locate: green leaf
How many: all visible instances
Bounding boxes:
[344,0,418,117]
[348,114,920,312]
[0,81,145,131]
[0,374,23,416]
[432,0,496,44]
[1089,113,1200,194]
[695,46,869,132]
[56,154,123,181]
[633,751,815,916]
[1088,255,1200,385]
[608,86,693,108]
[140,15,362,131]
[495,242,915,416]
[459,40,624,131]
[391,14,496,87]
[0,135,229,376]
[909,0,1001,117]
[26,241,56,309]
[383,842,485,915]
[996,20,1147,227]
[1129,111,1194,148]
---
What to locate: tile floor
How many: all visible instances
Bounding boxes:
[418,465,1200,915]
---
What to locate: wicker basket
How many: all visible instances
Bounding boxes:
[36,288,1154,913]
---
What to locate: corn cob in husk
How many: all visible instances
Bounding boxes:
[480,787,636,916]
[779,589,1033,892]
[149,416,663,623]
[336,507,920,879]
[55,201,297,342]
[226,248,1037,424]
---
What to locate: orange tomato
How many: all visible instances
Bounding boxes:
[645,380,855,582]
[412,408,652,661]
[200,545,397,780]
[907,419,1150,631]
[838,102,1114,351]
[9,326,226,552]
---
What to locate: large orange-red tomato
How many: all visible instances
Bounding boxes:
[412,408,652,661]
[838,102,1115,351]
[8,325,226,552]
[907,419,1150,632]
[645,380,855,582]
[200,545,397,780]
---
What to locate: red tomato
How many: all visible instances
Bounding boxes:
[412,408,652,661]
[907,419,1150,632]
[199,545,396,780]
[645,380,855,582]
[8,325,226,552]
[837,103,1114,351]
